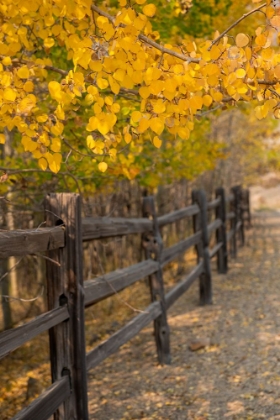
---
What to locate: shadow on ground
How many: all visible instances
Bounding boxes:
[87,216,280,419]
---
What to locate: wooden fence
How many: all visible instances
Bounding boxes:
[0,185,251,420]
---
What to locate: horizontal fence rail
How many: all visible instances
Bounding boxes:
[0,185,250,420]
[0,226,65,258]
[0,306,69,359]
[12,376,71,420]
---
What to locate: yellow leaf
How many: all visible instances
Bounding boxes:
[138,118,150,133]
[139,86,150,99]
[23,81,34,92]
[36,114,48,123]
[2,57,11,66]
[124,132,132,144]
[49,153,62,173]
[235,33,249,48]
[97,120,110,135]
[97,78,109,89]
[44,38,55,48]
[87,135,96,149]
[153,136,162,148]
[271,15,280,27]
[153,100,166,114]
[3,88,17,101]
[50,138,61,152]
[48,81,62,101]
[189,96,203,110]
[143,4,157,17]
[203,95,213,107]
[150,117,164,135]
[235,68,246,79]
[0,134,5,144]
[17,66,30,79]
[51,122,64,136]
[38,157,48,171]
[98,162,108,172]
[131,111,142,122]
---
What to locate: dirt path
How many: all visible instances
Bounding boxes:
[87,213,280,419]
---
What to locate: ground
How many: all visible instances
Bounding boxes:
[87,212,280,419]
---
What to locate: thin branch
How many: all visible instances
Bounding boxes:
[95,250,148,314]
[31,253,61,266]
[0,258,23,282]
[1,285,44,302]
[209,3,266,48]
[91,5,199,63]
[0,167,83,195]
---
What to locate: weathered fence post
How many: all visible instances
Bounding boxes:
[243,189,251,229]
[142,196,171,365]
[238,187,245,246]
[215,187,228,274]
[230,186,238,258]
[44,193,88,420]
[192,190,212,305]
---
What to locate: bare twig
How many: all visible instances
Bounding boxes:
[1,285,44,302]
[31,253,61,266]
[209,3,266,49]
[95,250,148,314]
[0,258,23,282]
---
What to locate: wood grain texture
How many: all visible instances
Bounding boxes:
[0,306,69,359]
[84,259,158,307]
[12,376,71,420]
[165,262,204,309]
[161,232,201,266]
[0,227,65,258]
[45,193,88,420]
[82,217,152,240]
[86,301,162,371]
[157,204,199,226]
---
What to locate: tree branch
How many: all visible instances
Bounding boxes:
[91,5,199,64]
[209,2,266,49]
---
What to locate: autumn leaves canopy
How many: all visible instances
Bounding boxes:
[0,0,279,174]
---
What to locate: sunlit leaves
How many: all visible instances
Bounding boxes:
[0,0,279,178]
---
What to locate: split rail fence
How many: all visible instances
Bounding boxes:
[0,185,251,419]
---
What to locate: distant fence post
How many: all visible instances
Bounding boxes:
[243,189,251,229]
[142,196,171,365]
[44,193,88,420]
[215,187,228,274]
[192,190,212,305]
[230,186,238,258]
[239,187,245,246]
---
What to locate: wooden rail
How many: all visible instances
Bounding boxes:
[0,226,65,258]
[0,185,250,419]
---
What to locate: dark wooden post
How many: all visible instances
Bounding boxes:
[243,189,251,229]
[142,196,171,365]
[215,187,228,274]
[192,190,212,305]
[230,186,238,258]
[239,187,245,246]
[44,193,88,420]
